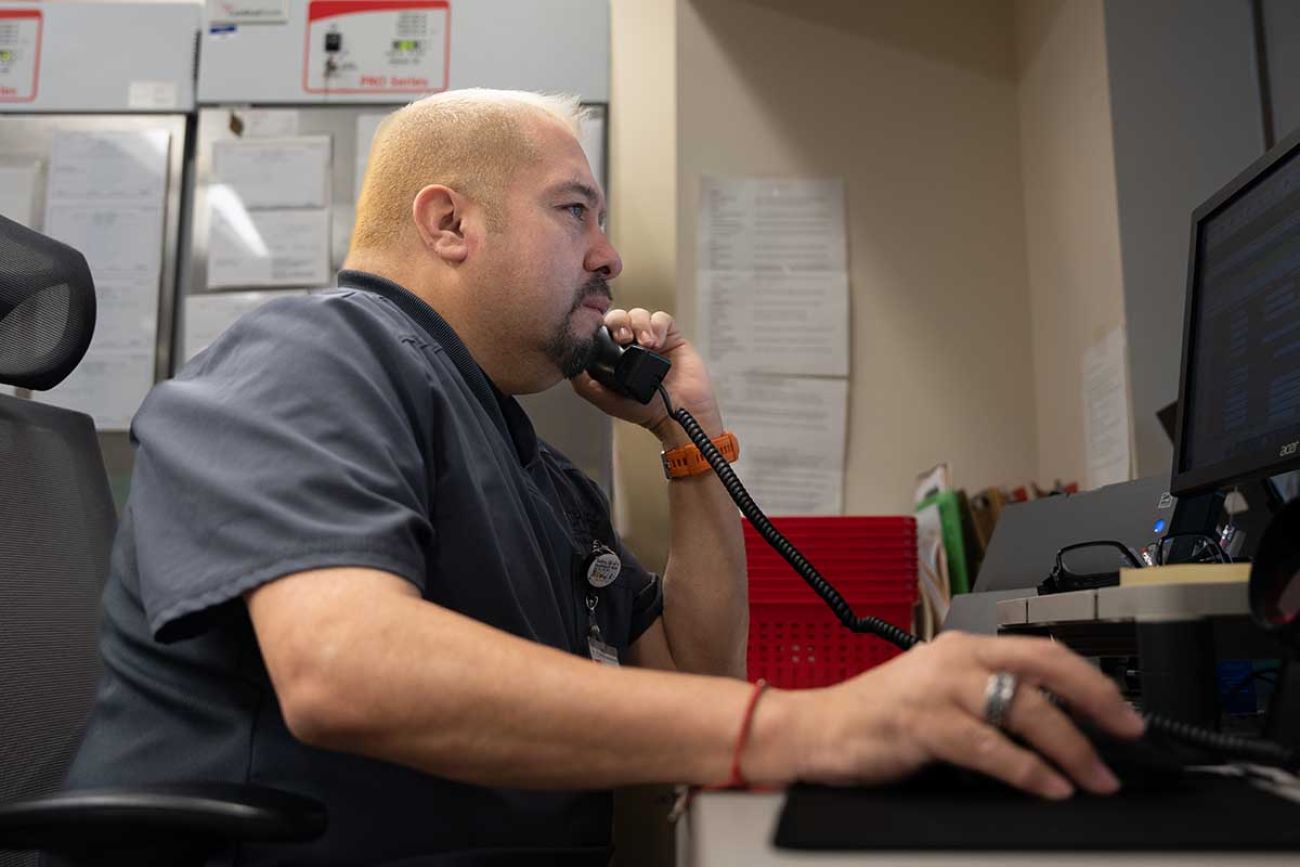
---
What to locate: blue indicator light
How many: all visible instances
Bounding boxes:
[1153,519,1166,534]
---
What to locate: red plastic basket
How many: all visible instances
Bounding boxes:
[748,597,914,689]
[744,516,917,689]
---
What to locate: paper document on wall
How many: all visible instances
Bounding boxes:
[697,177,851,514]
[206,0,289,25]
[183,290,308,363]
[699,177,847,272]
[237,109,300,138]
[0,162,40,227]
[43,205,167,287]
[35,350,157,431]
[37,130,171,429]
[354,113,390,201]
[46,130,170,204]
[208,207,331,289]
[697,177,849,376]
[698,270,848,376]
[212,136,331,210]
[713,374,848,515]
[579,107,605,188]
[1083,325,1134,489]
[127,80,179,111]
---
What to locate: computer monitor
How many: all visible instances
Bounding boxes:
[1171,126,1300,497]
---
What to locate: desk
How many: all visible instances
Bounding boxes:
[677,790,1300,867]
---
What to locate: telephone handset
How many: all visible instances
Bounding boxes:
[585,326,672,405]
[586,329,1295,769]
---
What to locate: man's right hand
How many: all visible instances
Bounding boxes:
[747,631,1146,799]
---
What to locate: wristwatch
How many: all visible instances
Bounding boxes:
[661,431,740,479]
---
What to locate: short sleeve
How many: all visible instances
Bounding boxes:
[621,543,663,644]
[130,294,434,642]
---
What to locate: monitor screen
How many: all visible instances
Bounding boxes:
[1173,131,1300,495]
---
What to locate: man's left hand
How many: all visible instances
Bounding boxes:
[571,307,723,445]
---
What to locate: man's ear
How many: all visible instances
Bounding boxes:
[412,184,471,264]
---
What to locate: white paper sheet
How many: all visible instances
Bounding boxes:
[43,204,166,286]
[36,347,156,431]
[206,0,289,25]
[208,206,331,289]
[697,177,849,378]
[211,136,331,210]
[354,112,390,201]
[46,130,170,204]
[713,374,848,515]
[238,109,300,138]
[0,162,40,227]
[699,177,847,273]
[127,80,179,111]
[1083,325,1134,489]
[183,290,308,363]
[914,502,951,638]
[36,130,171,429]
[698,270,849,376]
[580,107,605,189]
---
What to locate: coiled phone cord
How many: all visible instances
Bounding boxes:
[660,386,1298,769]
[662,388,919,652]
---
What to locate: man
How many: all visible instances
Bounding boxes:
[67,90,1143,865]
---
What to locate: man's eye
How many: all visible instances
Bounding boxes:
[565,203,587,220]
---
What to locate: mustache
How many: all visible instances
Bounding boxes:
[571,276,612,312]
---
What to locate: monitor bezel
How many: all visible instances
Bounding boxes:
[1171,125,1300,497]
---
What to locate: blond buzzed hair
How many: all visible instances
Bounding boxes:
[350,89,586,250]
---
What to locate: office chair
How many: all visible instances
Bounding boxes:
[0,214,325,866]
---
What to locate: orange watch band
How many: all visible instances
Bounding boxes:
[661,431,740,479]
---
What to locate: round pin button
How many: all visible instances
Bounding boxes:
[586,545,621,588]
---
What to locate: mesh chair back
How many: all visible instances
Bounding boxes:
[0,396,116,867]
[0,217,112,867]
[0,214,96,392]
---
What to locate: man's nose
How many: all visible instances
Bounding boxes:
[586,231,623,280]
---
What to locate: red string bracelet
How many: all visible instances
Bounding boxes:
[667,678,771,822]
[723,678,769,789]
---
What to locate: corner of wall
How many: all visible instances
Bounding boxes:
[609,0,679,572]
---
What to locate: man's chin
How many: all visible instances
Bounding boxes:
[559,333,599,380]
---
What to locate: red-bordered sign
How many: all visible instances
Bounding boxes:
[0,8,42,103]
[302,0,450,96]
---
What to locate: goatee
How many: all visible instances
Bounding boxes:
[548,276,612,379]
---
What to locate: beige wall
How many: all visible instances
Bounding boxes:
[610,0,1136,569]
[676,0,1038,517]
[1014,0,1127,486]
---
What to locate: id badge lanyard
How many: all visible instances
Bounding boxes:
[584,542,620,666]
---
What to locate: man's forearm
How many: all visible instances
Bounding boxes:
[656,415,749,678]
[251,570,782,789]
[251,568,1150,801]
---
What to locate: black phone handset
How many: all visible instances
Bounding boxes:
[586,327,1296,769]
[586,326,673,405]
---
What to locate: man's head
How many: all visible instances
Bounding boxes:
[348,89,621,394]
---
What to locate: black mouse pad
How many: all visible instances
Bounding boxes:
[775,772,1300,851]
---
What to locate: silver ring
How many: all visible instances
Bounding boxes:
[982,671,1019,729]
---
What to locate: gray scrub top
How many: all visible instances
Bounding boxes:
[65,270,663,866]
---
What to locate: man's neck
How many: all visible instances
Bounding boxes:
[341,255,557,396]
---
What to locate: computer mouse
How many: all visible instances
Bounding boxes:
[906,723,1191,796]
[1079,722,1192,791]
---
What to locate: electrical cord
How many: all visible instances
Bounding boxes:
[659,386,1298,770]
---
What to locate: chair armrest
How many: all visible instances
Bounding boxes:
[0,782,326,864]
